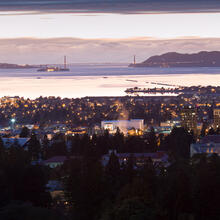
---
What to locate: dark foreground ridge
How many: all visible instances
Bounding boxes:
[129,51,220,67]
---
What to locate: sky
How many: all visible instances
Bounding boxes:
[1,0,220,64]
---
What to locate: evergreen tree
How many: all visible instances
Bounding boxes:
[162,127,193,159]
[41,135,50,160]
[71,134,81,155]
[200,122,208,137]
[0,136,5,163]
[163,159,193,220]
[112,128,124,152]
[193,154,220,220]
[64,158,105,220]
[48,133,67,157]
[146,127,157,152]
[20,165,52,207]
[19,126,30,138]
[28,133,41,160]
[105,152,121,200]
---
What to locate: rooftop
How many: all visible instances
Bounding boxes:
[200,135,220,144]
[2,137,30,148]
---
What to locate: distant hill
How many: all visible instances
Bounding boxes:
[0,63,37,69]
[129,51,220,67]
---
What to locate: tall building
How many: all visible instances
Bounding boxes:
[180,106,197,134]
[214,108,220,130]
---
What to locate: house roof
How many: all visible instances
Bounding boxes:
[201,135,220,144]
[2,138,30,148]
[43,155,82,165]
[44,156,67,164]
[116,152,166,159]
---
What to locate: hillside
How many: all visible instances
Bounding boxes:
[129,51,220,67]
[0,63,36,69]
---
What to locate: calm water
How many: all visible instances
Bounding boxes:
[0,64,220,98]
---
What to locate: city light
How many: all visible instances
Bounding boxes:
[10,118,16,123]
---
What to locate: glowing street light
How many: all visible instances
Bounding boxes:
[11,118,16,123]
[10,118,16,130]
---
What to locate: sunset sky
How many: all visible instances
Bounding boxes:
[1,0,220,64]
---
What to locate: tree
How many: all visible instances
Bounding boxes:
[105,152,121,200]
[112,128,124,152]
[0,202,65,220]
[161,127,193,159]
[19,127,30,138]
[105,152,121,181]
[47,133,67,157]
[200,122,208,137]
[41,135,50,160]
[207,127,216,135]
[102,198,155,220]
[71,134,81,155]
[193,154,220,220]
[28,133,41,160]
[122,155,136,184]
[19,165,52,207]
[146,127,157,152]
[0,136,6,164]
[64,158,105,220]
[163,159,193,220]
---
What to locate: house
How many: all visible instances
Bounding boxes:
[2,137,30,149]
[43,155,81,168]
[43,156,67,168]
[102,150,169,167]
[46,180,67,208]
[190,135,220,157]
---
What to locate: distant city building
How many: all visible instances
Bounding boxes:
[101,119,144,134]
[190,135,220,157]
[160,120,181,128]
[213,108,220,130]
[102,150,169,167]
[180,106,197,134]
[153,120,181,135]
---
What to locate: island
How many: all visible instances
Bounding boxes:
[129,51,220,67]
[0,63,38,69]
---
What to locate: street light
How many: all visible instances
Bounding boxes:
[10,118,16,131]
[11,118,16,123]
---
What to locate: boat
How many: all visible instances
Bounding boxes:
[37,56,70,72]
[37,67,70,72]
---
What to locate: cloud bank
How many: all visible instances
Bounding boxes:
[0,0,220,14]
[1,37,220,64]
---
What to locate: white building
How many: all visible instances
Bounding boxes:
[101,119,144,134]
